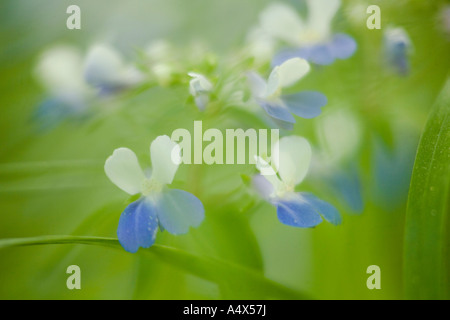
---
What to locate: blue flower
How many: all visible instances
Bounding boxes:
[252,136,341,228]
[33,44,145,129]
[33,45,90,129]
[104,135,205,253]
[259,1,357,66]
[372,135,416,210]
[247,58,327,130]
[84,44,145,95]
[383,27,412,76]
[314,109,364,213]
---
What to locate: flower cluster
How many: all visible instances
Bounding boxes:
[32,1,382,253]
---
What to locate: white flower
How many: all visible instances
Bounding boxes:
[188,72,213,110]
[316,108,362,165]
[245,26,277,65]
[34,45,88,97]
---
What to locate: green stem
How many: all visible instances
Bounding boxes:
[0,235,308,299]
[0,160,102,174]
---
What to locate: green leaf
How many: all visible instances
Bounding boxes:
[404,79,450,299]
[0,235,307,299]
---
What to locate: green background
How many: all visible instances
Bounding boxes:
[0,0,449,299]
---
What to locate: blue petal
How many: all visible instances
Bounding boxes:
[305,45,334,65]
[282,91,327,119]
[299,193,342,225]
[97,84,126,96]
[385,42,409,75]
[330,169,364,213]
[372,137,415,209]
[252,174,274,200]
[271,48,303,67]
[272,34,357,67]
[258,99,296,123]
[272,46,333,66]
[156,189,205,235]
[266,116,294,130]
[275,196,323,228]
[117,199,159,253]
[33,96,84,131]
[329,34,357,60]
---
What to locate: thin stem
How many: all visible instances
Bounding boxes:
[0,235,308,299]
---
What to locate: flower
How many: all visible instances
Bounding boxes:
[247,57,327,130]
[33,44,145,129]
[259,0,357,66]
[145,40,178,86]
[33,45,91,128]
[383,27,412,76]
[84,44,144,95]
[313,108,364,213]
[104,135,205,253]
[252,136,341,228]
[244,26,277,65]
[372,133,416,210]
[188,72,213,110]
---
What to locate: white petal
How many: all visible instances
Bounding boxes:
[34,45,86,95]
[255,156,282,192]
[272,136,312,186]
[104,148,146,195]
[84,44,124,87]
[384,27,412,48]
[306,0,341,39]
[245,27,276,64]
[146,40,173,62]
[277,58,310,88]
[266,67,281,97]
[260,3,304,45]
[188,72,213,96]
[194,94,209,111]
[246,71,267,98]
[316,109,361,162]
[150,135,180,185]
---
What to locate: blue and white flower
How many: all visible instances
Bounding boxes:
[383,27,412,76]
[313,108,363,213]
[84,44,144,95]
[372,132,416,210]
[33,44,145,128]
[33,45,92,128]
[260,0,357,66]
[253,136,341,228]
[104,135,205,253]
[188,72,213,110]
[247,57,327,130]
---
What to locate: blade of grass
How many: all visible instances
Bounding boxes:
[404,78,450,299]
